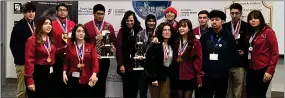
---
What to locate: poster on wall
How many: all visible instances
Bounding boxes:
[224,1,273,27]
[31,1,78,23]
[14,3,22,14]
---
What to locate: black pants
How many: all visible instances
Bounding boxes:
[246,67,271,98]
[26,65,54,97]
[65,76,92,97]
[92,59,110,97]
[122,71,149,98]
[194,87,203,98]
[52,57,66,97]
[201,76,228,98]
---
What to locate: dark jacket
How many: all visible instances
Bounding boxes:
[223,21,249,68]
[10,18,33,65]
[145,43,177,82]
[200,27,239,78]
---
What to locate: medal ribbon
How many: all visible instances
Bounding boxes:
[57,18,68,33]
[178,40,188,56]
[93,20,105,34]
[27,21,35,33]
[163,43,169,61]
[231,20,241,39]
[74,42,85,64]
[43,36,51,57]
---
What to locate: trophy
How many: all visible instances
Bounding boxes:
[132,33,146,70]
[100,25,115,58]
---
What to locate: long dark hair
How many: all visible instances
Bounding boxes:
[70,24,90,42]
[178,19,195,47]
[35,17,55,45]
[156,22,176,45]
[121,10,142,37]
[247,10,269,35]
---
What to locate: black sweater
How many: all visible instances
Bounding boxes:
[223,21,249,68]
[200,27,239,78]
[10,18,33,65]
[145,43,177,82]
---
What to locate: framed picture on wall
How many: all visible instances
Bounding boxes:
[31,1,78,23]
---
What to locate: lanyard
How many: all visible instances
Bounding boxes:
[74,42,85,63]
[43,36,51,56]
[211,35,222,48]
[178,40,188,56]
[57,19,68,33]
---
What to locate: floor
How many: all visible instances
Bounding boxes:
[2,57,284,98]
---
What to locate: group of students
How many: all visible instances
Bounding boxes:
[9,2,279,98]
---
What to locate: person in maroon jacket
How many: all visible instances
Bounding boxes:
[246,10,279,98]
[84,4,116,97]
[63,24,99,97]
[193,10,210,40]
[175,19,204,98]
[24,17,65,97]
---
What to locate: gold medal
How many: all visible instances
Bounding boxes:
[47,57,51,63]
[177,56,183,63]
[77,64,85,68]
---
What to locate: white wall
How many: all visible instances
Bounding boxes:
[272,1,284,55]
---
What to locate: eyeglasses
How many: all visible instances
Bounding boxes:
[230,12,240,15]
[96,13,105,16]
[58,9,67,12]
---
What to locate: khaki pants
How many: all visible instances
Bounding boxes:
[15,65,27,98]
[227,67,245,98]
[149,76,170,98]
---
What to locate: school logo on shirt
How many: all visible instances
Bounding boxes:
[132,1,172,20]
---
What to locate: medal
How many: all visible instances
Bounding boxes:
[77,64,85,68]
[47,57,51,63]
[249,47,253,51]
[177,56,183,63]
[219,44,222,47]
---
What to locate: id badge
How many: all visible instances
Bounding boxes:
[210,53,218,60]
[72,72,80,78]
[236,34,240,39]
[195,35,200,39]
[248,53,251,60]
[49,67,53,74]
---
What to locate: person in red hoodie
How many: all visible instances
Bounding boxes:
[63,24,99,97]
[175,19,204,98]
[24,17,66,97]
[246,10,279,98]
[51,3,76,96]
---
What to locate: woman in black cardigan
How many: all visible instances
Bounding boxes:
[145,22,177,98]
